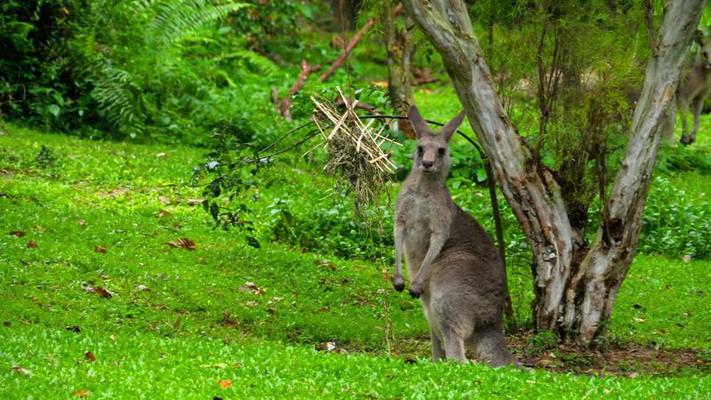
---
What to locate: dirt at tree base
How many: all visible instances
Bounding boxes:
[331,332,709,377]
[506,332,709,377]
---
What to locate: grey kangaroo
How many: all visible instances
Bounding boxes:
[392,105,513,366]
[676,30,711,145]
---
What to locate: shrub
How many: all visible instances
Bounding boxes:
[640,176,711,259]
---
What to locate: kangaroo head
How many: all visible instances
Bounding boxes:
[694,29,711,69]
[407,105,466,176]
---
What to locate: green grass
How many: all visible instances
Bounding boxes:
[2,326,709,399]
[1,122,709,398]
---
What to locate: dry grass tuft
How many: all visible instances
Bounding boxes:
[309,88,400,211]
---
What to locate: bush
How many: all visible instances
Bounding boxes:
[640,176,711,259]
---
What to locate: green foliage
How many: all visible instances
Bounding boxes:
[0,0,91,129]
[268,193,394,262]
[640,176,711,259]
[656,144,711,175]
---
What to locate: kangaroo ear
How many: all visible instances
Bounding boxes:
[440,111,466,142]
[407,105,429,139]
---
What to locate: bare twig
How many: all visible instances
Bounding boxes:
[280,60,322,121]
[319,18,376,82]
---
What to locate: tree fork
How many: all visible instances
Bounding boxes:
[403,0,705,344]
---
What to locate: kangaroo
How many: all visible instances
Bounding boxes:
[676,30,711,145]
[392,105,513,366]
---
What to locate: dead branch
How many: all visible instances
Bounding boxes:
[319,18,376,82]
[335,97,381,114]
[279,60,322,121]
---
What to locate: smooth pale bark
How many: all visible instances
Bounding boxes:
[402,0,704,344]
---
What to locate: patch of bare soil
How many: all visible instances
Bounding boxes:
[507,332,709,376]
[335,333,708,377]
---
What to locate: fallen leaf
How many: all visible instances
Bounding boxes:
[315,341,337,352]
[78,219,87,226]
[85,351,96,362]
[9,230,26,237]
[135,284,151,292]
[219,379,233,389]
[165,238,196,250]
[95,246,107,254]
[187,198,204,206]
[239,282,265,295]
[72,389,90,398]
[27,240,38,248]
[83,285,113,299]
[10,366,32,376]
[159,196,170,205]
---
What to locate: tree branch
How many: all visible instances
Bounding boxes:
[574,0,704,345]
[319,18,376,82]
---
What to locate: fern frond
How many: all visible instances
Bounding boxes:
[219,49,280,77]
[149,0,251,46]
[91,62,144,131]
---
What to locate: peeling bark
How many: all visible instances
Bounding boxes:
[402,0,704,344]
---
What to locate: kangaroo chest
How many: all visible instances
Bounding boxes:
[398,190,449,259]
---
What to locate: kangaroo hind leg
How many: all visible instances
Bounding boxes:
[472,327,513,367]
[442,328,467,362]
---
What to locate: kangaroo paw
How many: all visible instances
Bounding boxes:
[392,275,405,292]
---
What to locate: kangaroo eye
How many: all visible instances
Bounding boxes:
[417,146,424,155]
[438,148,446,156]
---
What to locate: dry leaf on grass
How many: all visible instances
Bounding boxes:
[239,282,265,295]
[219,379,233,389]
[94,246,107,254]
[27,240,38,248]
[165,238,196,250]
[72,389,90,398]
[83,285,113,299]
[159,196,170,205]
[85,351,96,362]
[10,366,32,376]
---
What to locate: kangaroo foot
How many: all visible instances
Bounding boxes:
[409,282,422,298]
[392,275,405,292]
[680,135,695,145]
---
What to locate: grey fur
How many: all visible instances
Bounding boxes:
[392,105,513,366]
[677,30,711,145]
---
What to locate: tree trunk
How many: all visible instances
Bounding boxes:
[402,0,704,345]
[382,1,415,138]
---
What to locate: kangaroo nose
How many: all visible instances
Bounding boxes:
[423,160,434,168]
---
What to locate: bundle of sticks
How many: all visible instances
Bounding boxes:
[309,88,400,209]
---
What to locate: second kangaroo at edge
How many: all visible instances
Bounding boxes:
[393,106,513,366]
